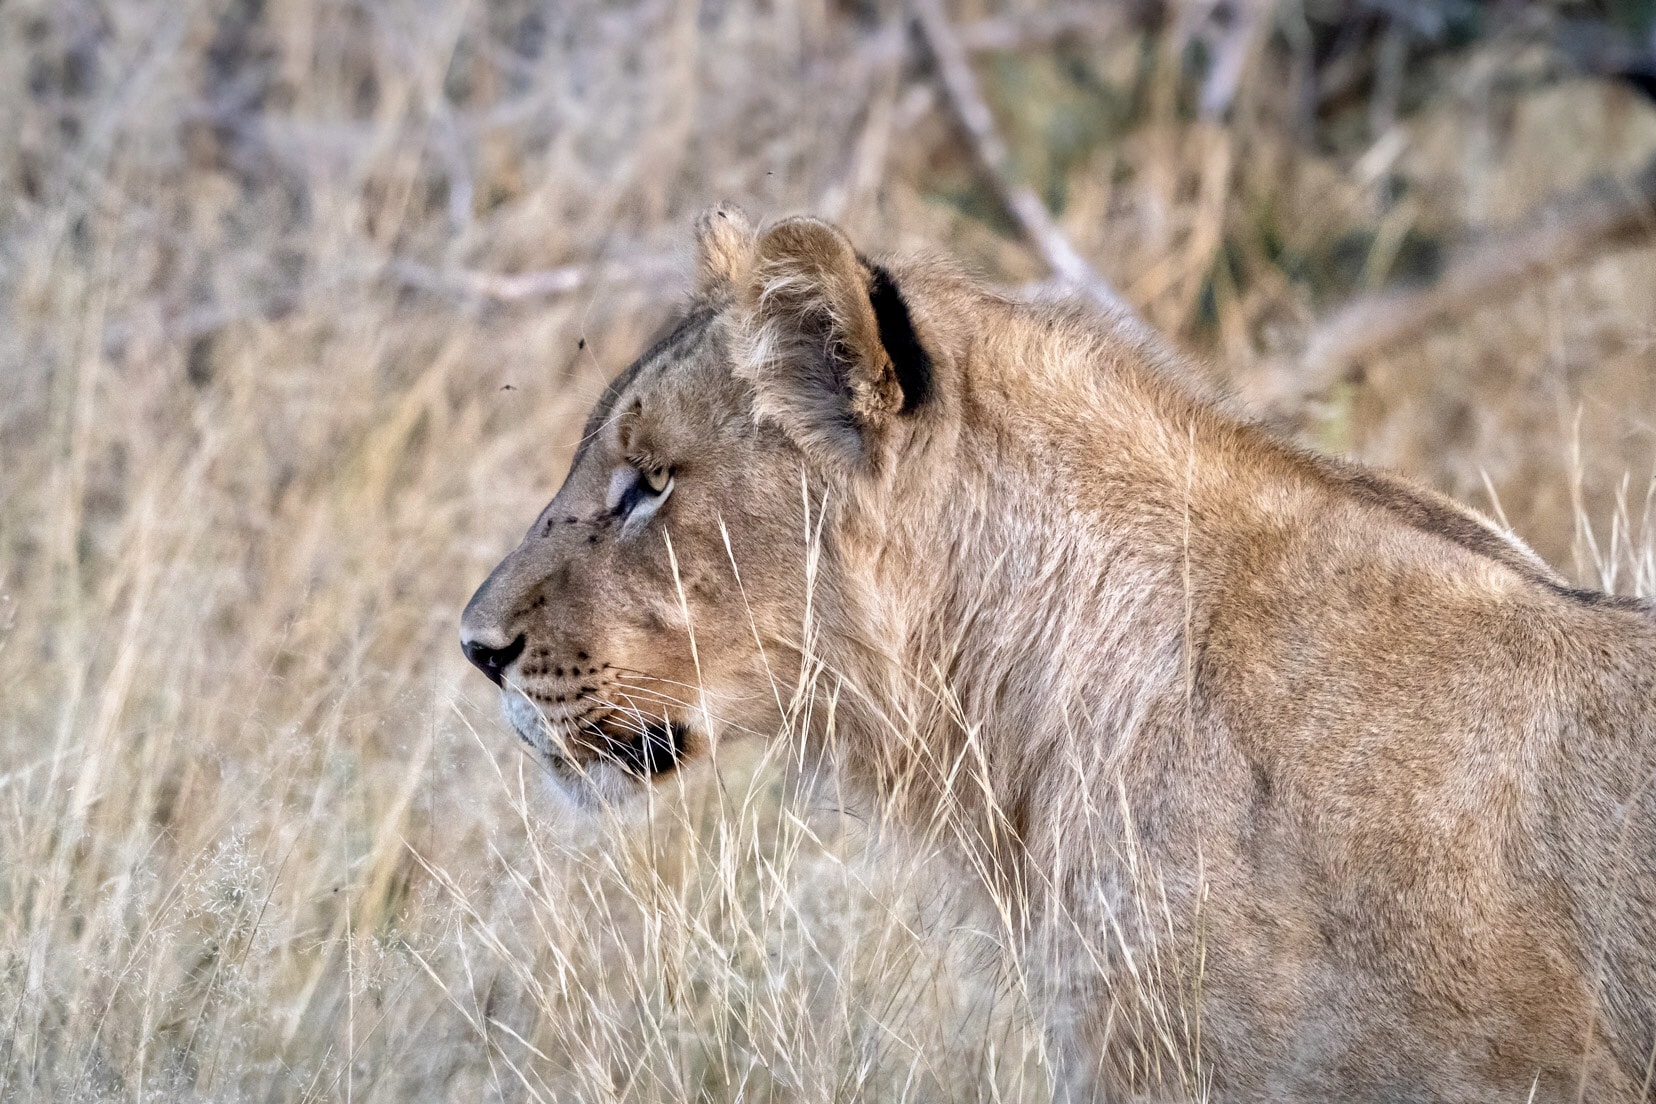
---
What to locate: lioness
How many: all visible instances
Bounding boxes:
[460,209,1656,1102]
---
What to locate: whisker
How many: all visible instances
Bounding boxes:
[576,695,655,738]
[607,670,770,707]
[602,666,711,694]
[593,687,773,743]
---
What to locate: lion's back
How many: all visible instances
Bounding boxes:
[1192,457,1656,1093]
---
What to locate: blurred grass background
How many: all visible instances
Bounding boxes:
[2,0,1654,1100]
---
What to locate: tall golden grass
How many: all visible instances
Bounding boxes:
[2,0,1653,1100]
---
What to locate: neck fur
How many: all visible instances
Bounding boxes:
[813,315,1217,887]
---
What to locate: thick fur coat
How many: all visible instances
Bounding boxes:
[461,209,1656,1101]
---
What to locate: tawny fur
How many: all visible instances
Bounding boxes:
[461,211,1656,1102]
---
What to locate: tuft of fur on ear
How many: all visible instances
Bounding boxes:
[693,204,756,296]
[737,217,930,467]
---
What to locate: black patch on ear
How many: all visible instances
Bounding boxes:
[866,263,932,414]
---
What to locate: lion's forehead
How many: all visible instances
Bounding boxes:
[574,304,726,465]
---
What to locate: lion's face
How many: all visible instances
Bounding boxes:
[460,208,941,806]
[459,306,810,805]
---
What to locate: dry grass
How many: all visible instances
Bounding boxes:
[2,0,1653,1100]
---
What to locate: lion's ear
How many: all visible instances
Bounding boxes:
[739,217,931,468]
[693,204,756,295]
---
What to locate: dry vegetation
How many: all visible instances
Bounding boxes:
[2,0,1654,1100]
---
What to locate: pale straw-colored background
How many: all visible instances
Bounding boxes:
[2,1,1653,1099]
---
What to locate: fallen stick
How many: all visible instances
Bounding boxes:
[955,2,1147,54]
[389,255,681,304]
[1256,154,1656,416]
[910,0,1138,322]
[858,3,1146,68]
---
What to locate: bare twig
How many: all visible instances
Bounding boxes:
[392,260,589,300]
[389,255,682,304]
[1254,154,1656,417]
[1188,0,1269,122]
[858,3,1147,68]
[909,0,1138,322]
[98,252,683,356]
[955,2,1147,54]
[821,70,902,225]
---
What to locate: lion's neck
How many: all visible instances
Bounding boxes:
[824,366,1224,880]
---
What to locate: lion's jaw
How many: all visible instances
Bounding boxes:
[498,686,692,807]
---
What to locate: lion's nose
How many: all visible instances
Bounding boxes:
[461,632,526,686]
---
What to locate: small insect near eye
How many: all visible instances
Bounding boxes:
[642,466,671,495]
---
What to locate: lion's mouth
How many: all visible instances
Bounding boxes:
[580,716,687,777]
[501,690,687,780]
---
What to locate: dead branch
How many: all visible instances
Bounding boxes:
[389,255,682,304]
[859,3,1147,68]
[909,0,1138,322]
[954,2,1148,54]
[1254,154,1656,417]
[393,260,586,300]
[1193,0,1269,122]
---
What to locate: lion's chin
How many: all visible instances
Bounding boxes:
[499,690,689,810]
[537,756,645,810]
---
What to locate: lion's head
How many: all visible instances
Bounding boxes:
[459,208,954,805]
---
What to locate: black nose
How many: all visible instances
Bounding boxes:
[462,633,526,685]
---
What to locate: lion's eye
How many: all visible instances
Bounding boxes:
[608,463,674,538]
